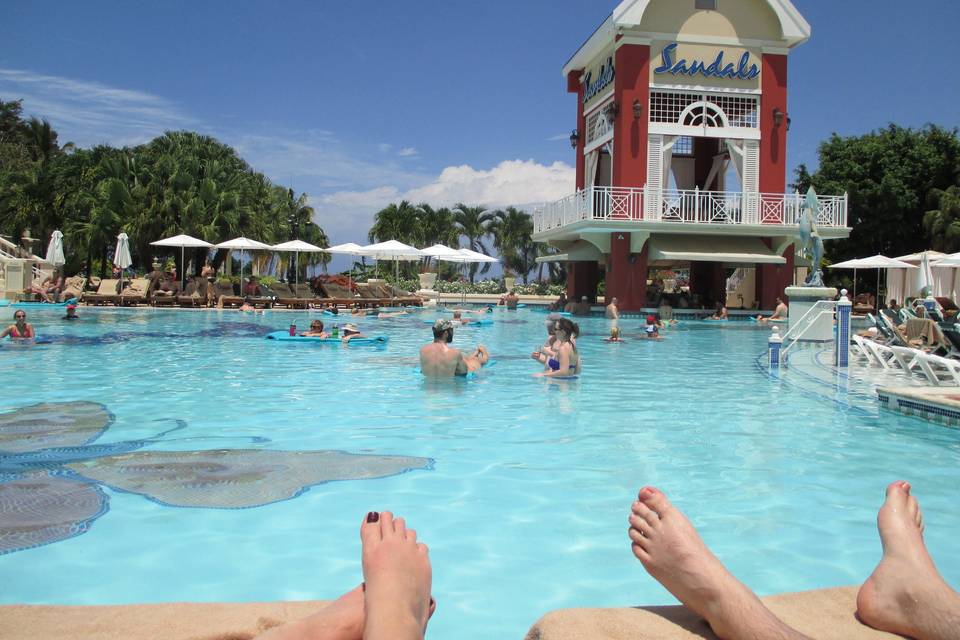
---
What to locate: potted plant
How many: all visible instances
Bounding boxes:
[503,269,516,293]
[418,263,438,291]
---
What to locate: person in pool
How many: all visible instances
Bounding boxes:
[536,318,580,377]
[2,310,36,340]
[451,310,473,325]
[757,296,788,323]
[531,315,562,365]
[419,319,488,377]
[301,319,329,338]
[62,304,79,320]
[341,323,367,342]
[643,315,662,340]
[604,326,624,342]
[605,297,620,320]
[710,301,729,320]
[626,481,960,640]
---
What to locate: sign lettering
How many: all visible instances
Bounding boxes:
[654,43,759,81]
[583,57,615,103]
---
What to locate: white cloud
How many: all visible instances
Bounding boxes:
[547,133,570,141]
[397,146,418,157]
[0,67,195,147]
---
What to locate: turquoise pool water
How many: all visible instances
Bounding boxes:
[1,307,959,639]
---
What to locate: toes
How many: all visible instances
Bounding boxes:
[406,529,418,542]
[628,525,650,548]
[361,511,382,545]
[393,516,407,538]
[631,500,661,528]
[638,486,671,518]
[631,541,651,564]
[628,513,654,539]
[380,511,395,536]
[417,542,429,555]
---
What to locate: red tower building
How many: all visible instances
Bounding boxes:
[535,0,850,312]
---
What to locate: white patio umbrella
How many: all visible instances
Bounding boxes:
[150,234,215,289]
[933,252,960,302]
[45,230,65,267]
[326,242,366,289]
[113,232,133,292]
[443,248,498,304]
[215,237,272,293]
[828,254,915,300]
[359,240,425,288]
[271,239,325,287]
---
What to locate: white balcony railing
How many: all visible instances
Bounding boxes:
[533,186,848,234]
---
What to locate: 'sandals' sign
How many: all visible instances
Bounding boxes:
[654,43,759,80]
[583,56,615,104]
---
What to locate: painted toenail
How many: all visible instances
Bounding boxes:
[367,511,379,523]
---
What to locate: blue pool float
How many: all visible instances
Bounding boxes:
[265,331,388,345]
[12,298,77,308]
[702,318,729,323]
[422,318,494,326]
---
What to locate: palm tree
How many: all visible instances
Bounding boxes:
[368,200,422,244]
[452,204,494,282]
[489,206,535,282]
[924,186,960,253]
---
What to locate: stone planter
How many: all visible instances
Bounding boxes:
[504,276,516,291]
[418,272,438,290]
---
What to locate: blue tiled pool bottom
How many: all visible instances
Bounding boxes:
[1,307,959,640]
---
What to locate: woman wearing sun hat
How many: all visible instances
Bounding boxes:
[341,323,367,342]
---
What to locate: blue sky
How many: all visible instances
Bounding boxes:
[2,0,959,266]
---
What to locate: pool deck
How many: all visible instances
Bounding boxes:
[0,587,900,639]
[877,386,960,428]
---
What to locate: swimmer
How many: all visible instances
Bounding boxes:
[463,345,490,373]
[643,315,663,340]
[531,316,560,365]
[419,319,487,377]
[378,310,409,318]
[341,323,366,342]
[452,311,471,325]
[604,326,624,342]
[1,310,35,340]
[757,297,788,323]
[710,302,728,320]
[62,304,79,320]
[535,318,580,377]
[301,319,329,338]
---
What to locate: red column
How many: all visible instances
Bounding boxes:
[566,261,600,302]
[757,243,795,308]
[607,233,648,311]
[568,71,586,190]
[759,53,788,195]
[611,44,650,189]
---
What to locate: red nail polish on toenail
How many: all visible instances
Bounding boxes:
[367,511,379,523]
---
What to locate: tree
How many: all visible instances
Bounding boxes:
[488,206,535,282]
[923,186,960,253]
[795,124,960,264]
[452,204,494,282]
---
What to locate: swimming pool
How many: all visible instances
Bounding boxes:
[2,307,959,639]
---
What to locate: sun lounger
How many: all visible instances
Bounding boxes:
[83,279,121,305]
[937,322,960,358]
[319,282,362,308]
[214,281,243,308]
[61,276,86,303]
[915,351,960,386]
[118,278,151,306]
[271,283,309,309]
[888,345,926,375]
[150,281,181,306]
[177,279,206,308]
[852,336,898,369]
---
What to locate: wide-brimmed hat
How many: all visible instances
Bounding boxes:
[342,323,360,333]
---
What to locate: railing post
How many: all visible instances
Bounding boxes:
[843,191,849,227]
[835,289,851,367]
[694,186,700,223]
[768,326,783,367]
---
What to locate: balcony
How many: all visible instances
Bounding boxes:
[532,186,848,235]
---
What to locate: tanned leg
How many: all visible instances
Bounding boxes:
[629,486,810,640]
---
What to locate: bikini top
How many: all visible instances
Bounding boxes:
[9,324,34,338]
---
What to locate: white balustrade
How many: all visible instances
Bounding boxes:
[533,186,848,234]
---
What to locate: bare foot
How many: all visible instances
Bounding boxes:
[629,486,809,640]
[255,584,364,640]
[857,481,960,639]
[361,511,433,640]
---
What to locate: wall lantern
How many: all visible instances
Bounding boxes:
[786,116,792,131]
[632,99,643,120]
[773,107,785,128]
[604,101,620,125]
[569,129,580,148]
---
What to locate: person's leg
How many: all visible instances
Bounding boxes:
[629,486,810,640]
[474,345,489,366]
[857,481,960,640]
[361,511,432,640]
[255,585,365,640]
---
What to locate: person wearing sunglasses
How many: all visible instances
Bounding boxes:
[2,310,36,340]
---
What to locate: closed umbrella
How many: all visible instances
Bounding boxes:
[215,237,271,294]
[271,240,325,287]
[150,234,215,289]
[327,242,366,290]
[113,232,133,293]
[45,230,65,267]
